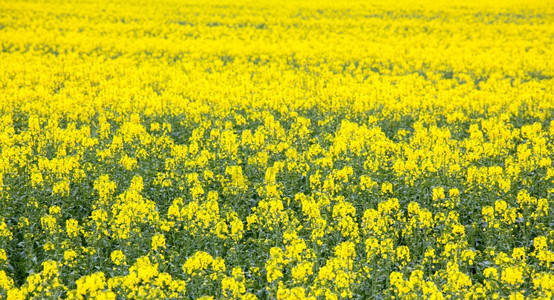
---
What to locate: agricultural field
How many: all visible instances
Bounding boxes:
[0,0,554,298]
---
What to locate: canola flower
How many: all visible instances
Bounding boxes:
[0,0,553,299]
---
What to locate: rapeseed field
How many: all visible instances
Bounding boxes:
[0,0,553,298]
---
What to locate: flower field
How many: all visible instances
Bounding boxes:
[0,0,553,298]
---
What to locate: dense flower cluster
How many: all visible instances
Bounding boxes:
[0,0,553,299]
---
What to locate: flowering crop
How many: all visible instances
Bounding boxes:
[0,0,553,299]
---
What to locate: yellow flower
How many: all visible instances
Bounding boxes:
[0,249,7,262]
[0,270,14,290]
[42,260,59,279]
[66,219,80,238]
[432,187,445,201]
[64,250,78,267]
[110,250,126,266]
[396,246,410,265]
[151,234,166,251]
[43,242,55,251]
[52,179,70,197]
[381,182,393,194]
[75,272,107,298]
[501,266,524,286]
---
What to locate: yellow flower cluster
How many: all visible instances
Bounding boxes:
[0,0,553,299]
